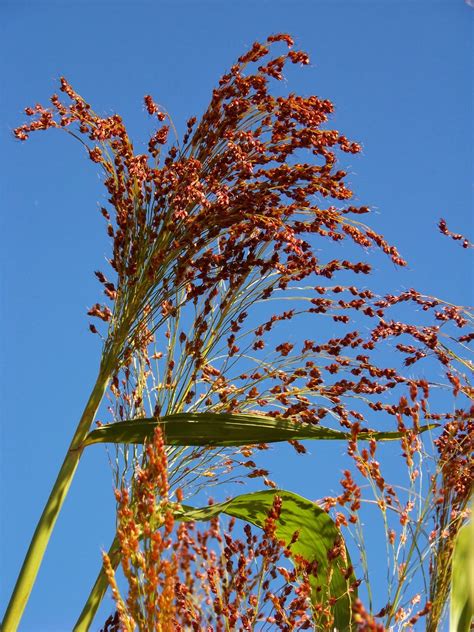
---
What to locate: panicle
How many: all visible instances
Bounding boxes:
[105,426,177,629]
[13,34,410,373]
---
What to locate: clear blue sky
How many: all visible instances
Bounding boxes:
[1,1,472,630]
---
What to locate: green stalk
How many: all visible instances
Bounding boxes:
[2,367,111,631]
[73,535,121,632]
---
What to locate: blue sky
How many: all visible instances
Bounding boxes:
[1,1,472,630]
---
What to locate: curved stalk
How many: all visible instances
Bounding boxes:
[2,367,111,631]
[73,535,121,632]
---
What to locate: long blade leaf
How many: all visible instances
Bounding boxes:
[83,412,437,448]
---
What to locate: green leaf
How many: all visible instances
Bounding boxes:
[176,489,356,631]
[451,518,474,632]
[83,412,437,448]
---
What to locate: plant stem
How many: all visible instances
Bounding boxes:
[73,534,121,631]
[2,367,111,631]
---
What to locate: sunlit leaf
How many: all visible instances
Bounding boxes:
[83,412,437,448]
[450,518,474,632]
[176,489,356,630]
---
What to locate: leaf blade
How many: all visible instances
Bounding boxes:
[450,518,474,632]
[83,412,437,448]
[177,489,356,631]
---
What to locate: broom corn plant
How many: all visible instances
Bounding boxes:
[5,34,473,630]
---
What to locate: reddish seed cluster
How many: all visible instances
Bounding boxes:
[14,36,472,438]
[424,417,474,630]
[325,470,361,525]
[103,426,177,630]
[435,419,473,508]
[408,601,432,626]
[107,464,319,629]
[352,599,386,631]
[99,611,120,632]
[13,35,408,367]
[438,218,472,249]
